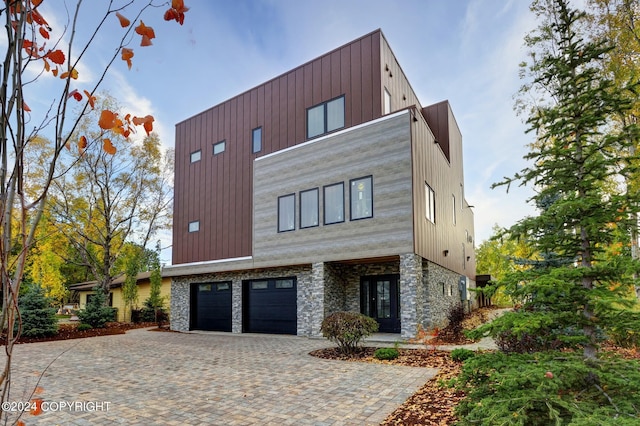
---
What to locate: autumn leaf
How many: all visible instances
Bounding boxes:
[135,21,155,46]
[23,101,31,112]
[43,58,50,72]
[121,47,134,69]
[115,12,130,28]
[103,138,117,155]
[46,49,65,65]
[60,68,79,80]
[68,89,82,101]
[78,135,87,150]
[140,34,153,47]
[98,110,117,130]
[164,0,189,25]
[132,115,154,135]
[83,90,96,109]
[39,26,49,39]
[34,386,45,395]
[32,0,44,6]
[30,398,44,416]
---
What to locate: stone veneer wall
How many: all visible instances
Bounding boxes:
[171,257,468,338]
[170,265,312,334]
[421,260,462,330]
[399,253,423,338]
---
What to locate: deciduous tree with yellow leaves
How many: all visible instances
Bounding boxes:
[0,0,188,419]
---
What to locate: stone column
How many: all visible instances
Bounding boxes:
[309,262,326,337]
[170,280,190,332]
[232,278,243,333]
[399,253,423,339]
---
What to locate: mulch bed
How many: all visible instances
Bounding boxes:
[1,322,160,345]
[310,346,466,425]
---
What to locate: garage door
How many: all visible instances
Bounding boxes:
[191,282,232,331]
[243,277,297,334]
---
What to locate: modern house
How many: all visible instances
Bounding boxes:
[165,29,476,338]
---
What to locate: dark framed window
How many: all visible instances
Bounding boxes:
[452,194,457,225]
[383,88,391,114]
[251,281,268,290]
[190,150,201,163]
[350,176,373,220]
[323,182,344,225]
[188,220,200,233]
[213,140,225,155]
[306,95,345,139]
[278,193,295,232]
[300,188,319,228]
[275,279,294,289]
[425,183,435,223]
[252,127,262,153]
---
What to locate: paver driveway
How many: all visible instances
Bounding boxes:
[7,328,436,425]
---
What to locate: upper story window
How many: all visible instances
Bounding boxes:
[300,188,319,229]
[425,183,436,223]
[278,194,295,232]
[190,150,201,163]
[452,194,457,225]
[350,176,373,220]
[213,140,225,155]
[188,220,200,233]
[383,88,391,115]
[252,127,262,153]
[324,182,345,225]
[307,95,345,139]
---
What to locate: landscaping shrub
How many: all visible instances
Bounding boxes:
[321,311,378,354]
[453,351,640,425]
[468,310,581,353]
[374,347,399,360]
[77,323,92,331]
[450,348,475,362]
[446,303,467,339]
[17,284,58,338]
[132,298,168,325]
[77,288,116,328]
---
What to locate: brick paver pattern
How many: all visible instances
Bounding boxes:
[6,329,436,425]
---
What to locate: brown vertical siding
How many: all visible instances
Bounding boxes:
[173,30,385,264]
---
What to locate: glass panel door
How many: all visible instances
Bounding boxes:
[360,275,400,333]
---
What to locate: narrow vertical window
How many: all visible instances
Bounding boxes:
[326,96,345,132]
[252,127,262,153]
[383,88,392,114]
[425,183,435,223]
[452,194,457,225]
[213,140,225,155]
[188,220,200,233]
[350,176,373,220]
[323,183,344,225]
[278,194,295,232]
[307,104,325,139]
[190,150,201,163]
[300,188,319,228]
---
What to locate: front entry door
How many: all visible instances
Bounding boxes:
[360,275,400,333]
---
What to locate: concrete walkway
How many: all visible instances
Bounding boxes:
[7,329,436,425]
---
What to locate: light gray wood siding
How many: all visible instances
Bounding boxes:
[252,111,414,267]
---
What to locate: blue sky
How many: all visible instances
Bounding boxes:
[25,0,542,263]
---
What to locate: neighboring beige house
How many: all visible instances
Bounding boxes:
[69,272,171,322]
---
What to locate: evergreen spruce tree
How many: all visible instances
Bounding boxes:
[17,285,58,338]
[481,0,640,360]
